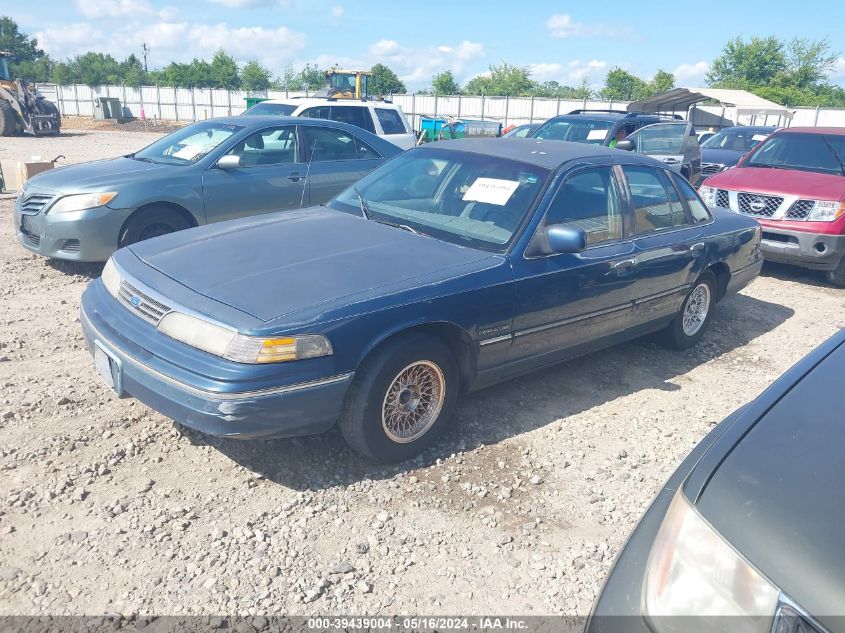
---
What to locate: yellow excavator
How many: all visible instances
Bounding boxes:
[323,67,371,100]
[0,51,61,136]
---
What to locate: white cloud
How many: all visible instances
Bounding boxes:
[364,39,484,86]
[331,5,344,18]
[529,60,606,83]
[673,61,710,86]
[36,20,307,74]
[831,57,845,82]
[209,0,273,7]
[546,13,631,39]
[75,0,153,18]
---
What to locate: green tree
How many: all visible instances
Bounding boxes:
[119,54,145,86]
[280,63,325,91]
[464,62,534,96]
[599,67,646,100]
[0,16,44,63]
[210,49,240,89]
[431,70,460,95]
[650,69,675,95]
[707,36,787,89]
[240,60,271,91]
[370,63,405,95]
[13,57,54,82]
[71,52,122,86]
[530,79,593,99]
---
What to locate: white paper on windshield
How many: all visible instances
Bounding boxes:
[462,178,520,206]
[587,129,607,140]
[752,134,768,142]
[172,145,208,161]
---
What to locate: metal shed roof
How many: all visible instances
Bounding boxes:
[628,88,794,119]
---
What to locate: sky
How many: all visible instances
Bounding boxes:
[7,0,845,90]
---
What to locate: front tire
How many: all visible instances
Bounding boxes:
[0,100,17,137]
[825,257,845,287]
[339,334,459,462]
[118,205,191,247]
[660,272,716,349]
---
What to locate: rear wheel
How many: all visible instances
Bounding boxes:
[118,205,191,247]
[826,257,845,287]
[0,100,17,137]
[339,334,459,462]
[660,272,716,349]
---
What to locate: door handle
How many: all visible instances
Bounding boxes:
[689,242,705,257]
[611,258,638,276]
[288,173,303,182]
[662,157,680,164]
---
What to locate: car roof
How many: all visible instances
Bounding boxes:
[418,137,665,170]
[720,125,777,133]
[774,126,845,136]
[255,98,399,109]
[545,111,664,123]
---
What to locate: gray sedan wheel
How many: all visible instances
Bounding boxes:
[119,205,191,247]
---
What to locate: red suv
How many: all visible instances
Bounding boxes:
[699,127,845,285]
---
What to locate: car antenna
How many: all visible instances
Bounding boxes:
[300,136,317,208]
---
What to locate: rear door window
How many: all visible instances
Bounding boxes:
[300,106,331,120]
[329,106,376,133]
[301,126,359,162]
[623,165,681,234]
[375,108,408,134]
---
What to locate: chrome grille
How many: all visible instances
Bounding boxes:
[117,279,171,325]
[786,199,815,220]
[18,193,54,215]
[701,163,724,177]
[715,189,729,208]
[737,192,783,218]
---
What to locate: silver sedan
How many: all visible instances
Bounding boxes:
[14,115,401,262]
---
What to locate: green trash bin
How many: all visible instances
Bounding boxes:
[244,97,269,109]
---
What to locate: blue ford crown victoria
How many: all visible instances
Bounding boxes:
[80,139,762,461]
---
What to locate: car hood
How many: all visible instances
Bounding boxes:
[27,157,182,193]
[129,207,499,324]
[704,166,845,200]
[697,340,845,625]
[701,148,745,167]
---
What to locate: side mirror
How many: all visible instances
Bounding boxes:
[546,224,586,254]
[614,139,635,152]
[217,155,241,170]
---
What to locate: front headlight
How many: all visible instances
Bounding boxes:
[806,200,845,222]
[101,258,121,298]
[644,490,779,633]
[48,192,118,214]
[156,311,333,364]
[698,186,715,207]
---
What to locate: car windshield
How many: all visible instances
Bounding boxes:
[132,121,243,165]
[533,117,612,145]
[244,103,296,116]
[702,129,770,151]
[745,133,845,176]
[329,148,551,252]
[628,122,688,154]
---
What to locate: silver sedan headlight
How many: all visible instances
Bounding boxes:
[156,311,332,364]
[644,490,780,633]
[48,192,118,214]
[698,185,716,207]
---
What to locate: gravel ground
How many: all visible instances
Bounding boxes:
[2,130,845,618]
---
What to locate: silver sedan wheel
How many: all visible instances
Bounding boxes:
[682,282,711,336]
[381,361,446,444]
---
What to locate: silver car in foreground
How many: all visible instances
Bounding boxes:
[14,115,401,261]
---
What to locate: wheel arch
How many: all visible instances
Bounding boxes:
[118,201,199,246]
[706,261,731,302]
[356,321,477,393]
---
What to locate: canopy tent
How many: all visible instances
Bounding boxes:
[628,88,793,120]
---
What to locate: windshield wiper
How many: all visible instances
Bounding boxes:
[128,154,155,163]
[353,187,371,220]
[820,136,845,176]
[372,218,425,235]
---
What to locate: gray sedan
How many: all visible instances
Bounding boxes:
[14,116,402,261]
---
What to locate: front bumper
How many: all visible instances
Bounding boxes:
[79,286,353,439]
[759,225,845,271]
[14,199,133,262]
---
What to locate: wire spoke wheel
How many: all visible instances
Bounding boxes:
[381,361,446,444]
[682,283,711,337]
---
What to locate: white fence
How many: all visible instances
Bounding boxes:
[37,83,845,131]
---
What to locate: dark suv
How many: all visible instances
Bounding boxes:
[531,110,670,147]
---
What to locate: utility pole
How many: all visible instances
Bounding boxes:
[141,43,149,73]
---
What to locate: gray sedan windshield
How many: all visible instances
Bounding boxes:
[331,149,550,252]
[133,121,244,165]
